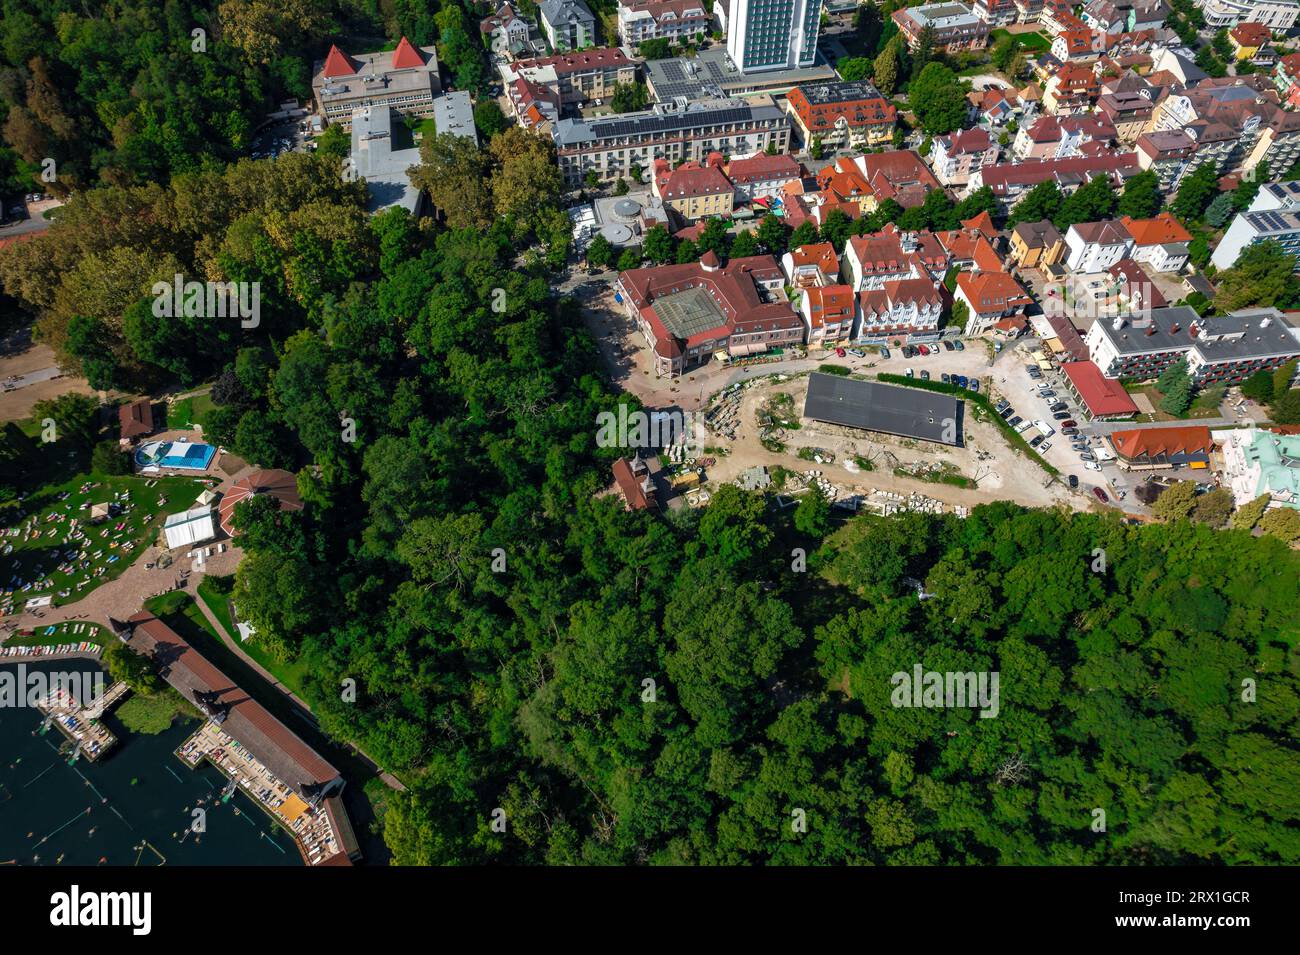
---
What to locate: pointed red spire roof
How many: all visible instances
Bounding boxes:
[391,36,425,69]
[322,44,357,78]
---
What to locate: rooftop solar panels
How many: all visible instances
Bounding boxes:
[803,374,964,446]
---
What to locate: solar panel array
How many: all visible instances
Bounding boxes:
[594,104,759,140]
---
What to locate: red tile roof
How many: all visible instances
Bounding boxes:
[1063,360,1139,417]
[804,284,855,328]
[1120,212,1192,246]
[1108,259,1167,308]
[1109,425,1214,461]
[662,163,732,200]
[786,85,897,132]
[612,457,656,509]
[727,153,802,185]
[391,36,426,69]
[126,613,341,788]
[322,44,357,78]
[515,47,631,74]
[1230,22,1271,48]
[956,270,1032,314]
[219,469,303,537]
[788,241,839,276]
[118,399,154,439]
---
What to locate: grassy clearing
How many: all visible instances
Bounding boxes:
[1124,384,1225,421]
[196,574,311,700]
[992,28,1050,51]
[6,620,108,648]
[0,473,199,611]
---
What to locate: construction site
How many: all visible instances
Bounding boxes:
[659,372,1080,515]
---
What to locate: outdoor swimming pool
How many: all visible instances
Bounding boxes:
[135,440,216,471]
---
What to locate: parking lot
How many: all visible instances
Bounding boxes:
[250,117,311,160]
[989,355,1122,505]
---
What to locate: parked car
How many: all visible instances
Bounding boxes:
[1000,407,1015,419]
[941,340,955,352]
[1038,389,1056,398]
[1061,419,1077,429]
[954,375,968,388]
[1084,461,1101,471]
[1053,411,1070,420]
[1049,402,1068,413]
[879,346,890,359]
[1061,427,1079,436]
[918,344,930,356]
[920,370,930,380]
[848,348,865,358]
[836,347,846,358]
[1029,434,1045,447]
[1008,415,1023,427]
[1079,451,1096,461]
[995,399,1010,412]
[905,367,914,378]
[942,373,952,384]
[952,340,965,351]
[1040,441,1051,452]
[969,379,979,393]
[902,345,914,358]
[1068,474,1079,489]
[1093,486,1109,502]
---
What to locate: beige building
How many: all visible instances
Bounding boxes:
[312,38,442,128]
[655,161,736,221]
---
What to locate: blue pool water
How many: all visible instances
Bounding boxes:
[135,442,216,471]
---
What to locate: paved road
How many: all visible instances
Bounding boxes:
[1,366,61,392]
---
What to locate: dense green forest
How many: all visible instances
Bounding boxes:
[0,0,492,195]
[1,2,1297,867]
[4,133,1299,866]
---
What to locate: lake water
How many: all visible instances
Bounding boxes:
[0,660,299,867]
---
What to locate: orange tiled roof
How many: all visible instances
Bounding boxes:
[1121,212,1192,246]
[1110,425,1214,460]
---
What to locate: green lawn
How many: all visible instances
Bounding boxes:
[992,28,1051,51]
[196,574,311,699]
[6,620,108,648]
[0,473,198,612]
[166,390,216,431]
[1124,384,1225,421]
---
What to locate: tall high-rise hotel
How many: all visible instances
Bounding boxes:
[726,0,821,73]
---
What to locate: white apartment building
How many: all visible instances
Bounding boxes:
[726,0,821,74]
[1213,179,1300,270]
[1195,0,1299,29]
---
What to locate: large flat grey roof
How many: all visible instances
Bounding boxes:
[554,98,785,147]
[1097,307,1300,361]
[644,47,837,101]
[433,90,477,144]
[803,374,964,446]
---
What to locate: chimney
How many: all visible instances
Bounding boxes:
[1146,324,1156,336]
[1170,323,1180,333]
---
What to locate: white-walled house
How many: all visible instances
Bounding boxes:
[1064,220,1133,272]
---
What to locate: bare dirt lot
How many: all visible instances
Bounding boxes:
[0,335,94,422]
[693,374,1081,513]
